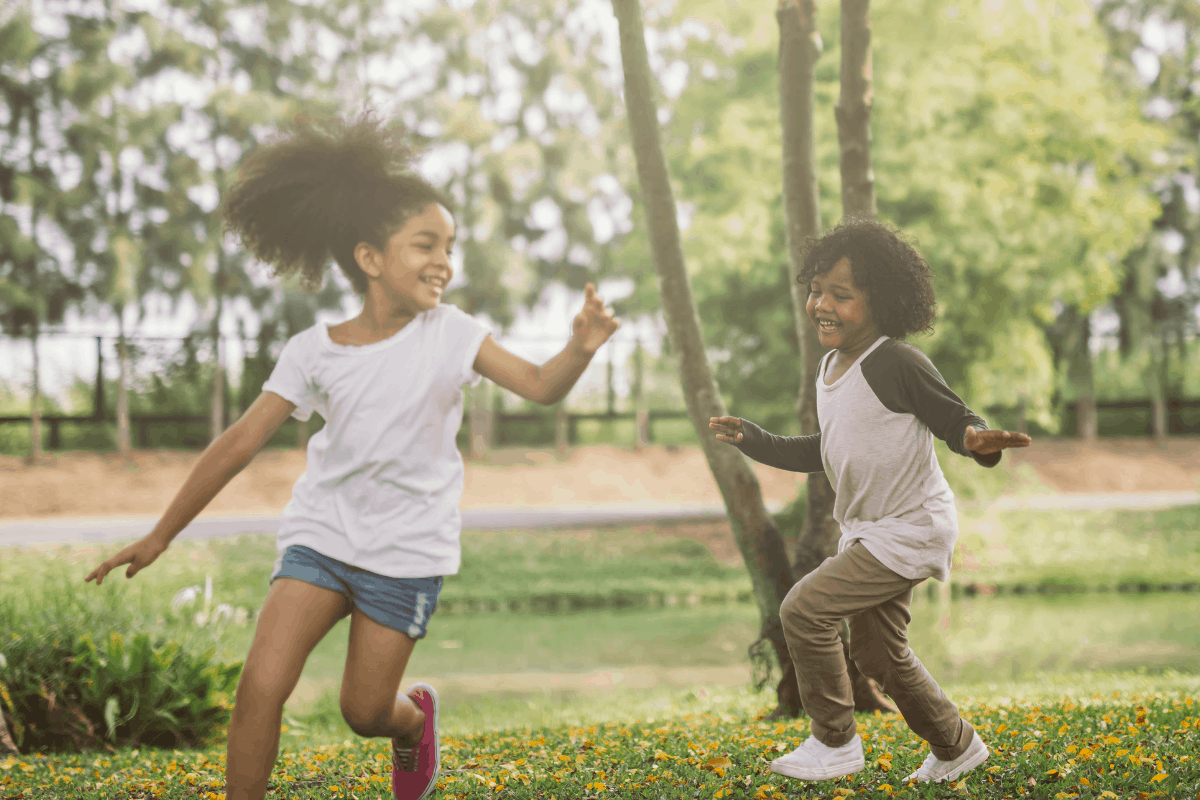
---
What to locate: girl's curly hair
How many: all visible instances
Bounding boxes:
[221,112,453,294]
[799,216,937,339]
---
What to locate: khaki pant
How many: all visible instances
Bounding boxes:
[780,542,975,761]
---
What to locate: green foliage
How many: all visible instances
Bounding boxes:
[0,578,239,753]
[647,0,1165,422]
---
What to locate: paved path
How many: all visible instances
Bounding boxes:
[0,503,765,547]
[0,492,1196,547]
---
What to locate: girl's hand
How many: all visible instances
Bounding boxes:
[85,535,168,586]
[709,416,744,444]
[571,283,620,354]
[964,426,1032,455]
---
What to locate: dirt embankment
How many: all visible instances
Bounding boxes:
[1,438,1197,521]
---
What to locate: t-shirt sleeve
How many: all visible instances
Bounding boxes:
[447,307,492,387]
[733,419,825,473]
[864,342,1000,467]
[261,335,318,421]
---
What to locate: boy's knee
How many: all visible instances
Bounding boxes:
[850,640,908,685]
[779,582,830,638]
[849,648,887,685]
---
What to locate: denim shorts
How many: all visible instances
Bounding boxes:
[270,545,443,639]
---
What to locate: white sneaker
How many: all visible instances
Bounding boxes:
[770,734,865,781]
[903,733,989,783]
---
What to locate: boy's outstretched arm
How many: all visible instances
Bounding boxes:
[85,392,296,585]
[710,416,824,473]
[963,426,1031,455]
[474,282,619,406]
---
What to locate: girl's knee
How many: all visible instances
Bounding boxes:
[339,691,393,738]
[234,662,292,710]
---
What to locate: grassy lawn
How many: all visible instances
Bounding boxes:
[953,505,1200,591]
[3,671,1198,799]
[4,508,1200,799]
[3,504,1198,629]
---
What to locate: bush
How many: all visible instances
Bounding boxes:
[0,576,241,753]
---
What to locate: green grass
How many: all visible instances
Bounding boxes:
[6,504,1198,630]
[953,505,1200,591]
[3,671,1198,799]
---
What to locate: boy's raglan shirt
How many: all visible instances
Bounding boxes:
[735,335,997,583]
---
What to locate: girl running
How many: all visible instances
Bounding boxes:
[86,114,620,800]
[710,217,1030,786]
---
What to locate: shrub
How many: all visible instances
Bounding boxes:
[0,576,241,753]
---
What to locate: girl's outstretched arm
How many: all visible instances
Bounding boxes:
[473,282,620,405]
[85,392,296,585]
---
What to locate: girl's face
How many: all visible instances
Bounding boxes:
[805,256,879,353]
[361,202,456,316]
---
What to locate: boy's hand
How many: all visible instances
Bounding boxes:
[964,426,1031,455]
[571,283,620,354]
[85,535,168,586]
[709,416,744,444]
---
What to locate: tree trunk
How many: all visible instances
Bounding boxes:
[835,0,876,219]
[1062,306,1097,440]
[0,705,17,754]
[29,328,43,463]
[555,402,570,459]
[470,382,491,459]
[116,329,132,458]
[1151,323,1169,441]
[633,340,649,450]
[209,311,225,444]
[93,336,105,421]
[612,0,798,715]
[778,0,895,717]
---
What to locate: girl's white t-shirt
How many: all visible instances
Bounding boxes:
[261,303,491,579]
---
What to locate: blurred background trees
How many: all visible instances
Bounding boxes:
[0,0,1196,458]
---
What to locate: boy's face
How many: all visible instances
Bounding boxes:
[805,256,879,353]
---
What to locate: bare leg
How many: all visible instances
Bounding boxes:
[225,579,350,800]
[338,610,424,742]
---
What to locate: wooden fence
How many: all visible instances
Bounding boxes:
[0,409,693,452]
[1,399,1198,453]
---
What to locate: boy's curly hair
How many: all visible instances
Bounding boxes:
[799,216,937,339]
[221,112,453,294]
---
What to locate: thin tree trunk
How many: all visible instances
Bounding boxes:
[778,0,895,717]
[1075,316,1097,441]
[1151,323,1169,441]
[116,327,131,458]
[0,705,17,754]
[612,0,798,715]
[29,328,43,463]
[470,382,490,459]
[835,0,876,219]
[209,307,225,444]
[1062,306,1097,440]
[93,336,105,420]
[633,340,649,450]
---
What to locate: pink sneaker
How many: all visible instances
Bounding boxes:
[391,683,439,800]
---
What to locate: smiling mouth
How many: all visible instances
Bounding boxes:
[419,275,447,292]
[817,319,841,331]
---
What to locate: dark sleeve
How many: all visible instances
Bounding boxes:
[732,419,825,473]
[862,341,1001,468]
